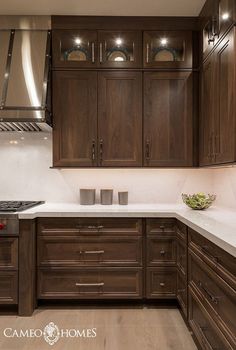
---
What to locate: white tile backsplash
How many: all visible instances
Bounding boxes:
[2,132,234,207]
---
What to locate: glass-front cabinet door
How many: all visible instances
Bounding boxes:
[52,30,97,67]
[98,31,142,68]
[143,31,192,69]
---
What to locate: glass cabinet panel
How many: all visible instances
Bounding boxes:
[143,31,192,68]
[52,30,97,67]
[98,31,142,68]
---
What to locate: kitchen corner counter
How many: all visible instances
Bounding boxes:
[18,203,236,258]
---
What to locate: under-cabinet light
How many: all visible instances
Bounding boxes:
[222,12,230,20]
[160,38,168,46]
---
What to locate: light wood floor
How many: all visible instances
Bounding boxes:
[0,307,197,350]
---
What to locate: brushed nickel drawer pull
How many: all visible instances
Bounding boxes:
[76,282,104,287]
[99,43,103,63]
[198,281,219,305]
[82,250,104,255]
[160,250,166,255]
[159,225,165,230]
[177,288,185,293]
[160,282,165,287]
[91,42,95,63]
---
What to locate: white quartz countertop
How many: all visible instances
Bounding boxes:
[18,203,236,258]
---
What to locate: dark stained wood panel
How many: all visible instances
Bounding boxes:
[53,71,98,167]
[98,71,142,166]
[144,71,193,166]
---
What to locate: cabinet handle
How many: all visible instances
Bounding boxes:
[145,139,150,160]
[160,250,166,255]
[99,43,103,63]
[146,43,149,63]
[79,250,104,255]
[100,139,103,163]
[91,140,96,161]
[177,288,185,293]
[198,281,219,305]
[91,42,95,63]
[160,282,165,287]
[159,225,165,230]
[76,282,104,287]
[75,225,104,231]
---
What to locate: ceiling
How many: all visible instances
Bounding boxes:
[0,0,205,16]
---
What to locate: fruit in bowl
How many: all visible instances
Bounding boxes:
[182,193,216,210]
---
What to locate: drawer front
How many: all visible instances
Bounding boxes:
[189,288,233,350]
[147,236,176,266]
[0,271,18,304]
[189,228,236,290]
[189,249,236,345]
[146,267,176,299]
[177,270,187,318]
[177,238,187,276]
[0,238,18,269]
[146,219,176,235]
[38,218,142,236]
[38,236,142,267]
[38,268,142,299]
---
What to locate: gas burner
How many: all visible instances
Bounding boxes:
[0,201,44,212]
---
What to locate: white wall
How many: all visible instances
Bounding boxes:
[0,132,216,204]
[212,167,236,210]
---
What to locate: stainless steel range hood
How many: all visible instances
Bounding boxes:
[0,16,52,132]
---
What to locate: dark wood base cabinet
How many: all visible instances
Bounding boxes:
[38,268,142,299]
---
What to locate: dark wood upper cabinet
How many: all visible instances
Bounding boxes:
[98,31,142,68]
[143,71,193,167]
[143,31,192,69]
[52,30,98,68]
[98,71,142,166]
[200,27,235,166]
[53,71,98,167]
[199,55,215,166]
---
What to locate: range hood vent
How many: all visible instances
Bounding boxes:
[0,17,52,132]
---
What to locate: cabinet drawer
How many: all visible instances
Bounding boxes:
[146,267,176,299]
[38,218,142,236]
[147,236,176,266]
[0,238,18,270]
[189,228,236,290]
[189,288,233,350]
[0,271,18,304]
[146,219,176,235]
[189,249,236,346]
[38,268,142,299]
[177,270,187,318]
[38,235,142,267]
[177,238,187,276]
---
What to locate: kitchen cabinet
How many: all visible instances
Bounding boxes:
[0,237,18,305]
[200,28,235,166]
[98,71,142,166]
[37,218,143,299]
[52,29,142,68]
[53,71,142,167]
[143,71,193,167]
[52,30,97,68]
[188,228,236,349]
[146,219,177,299]
[53,71,98,167]
[143,31,192,69]
[98,30,142,68]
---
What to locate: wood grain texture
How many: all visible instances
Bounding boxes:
[0,308,197,350]
[143,71,193,167]
[53,71,98,167]
[18,220,36,316]
[98,71,142,166]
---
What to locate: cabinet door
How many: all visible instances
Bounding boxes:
[143,31,192,69]
[98,31,142,68]
[52,30,97,68]
[98,71,142,166]
[214,28,235,164]
[144,72,193,167]
[53,71,97,167]
[199,55,216,166]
